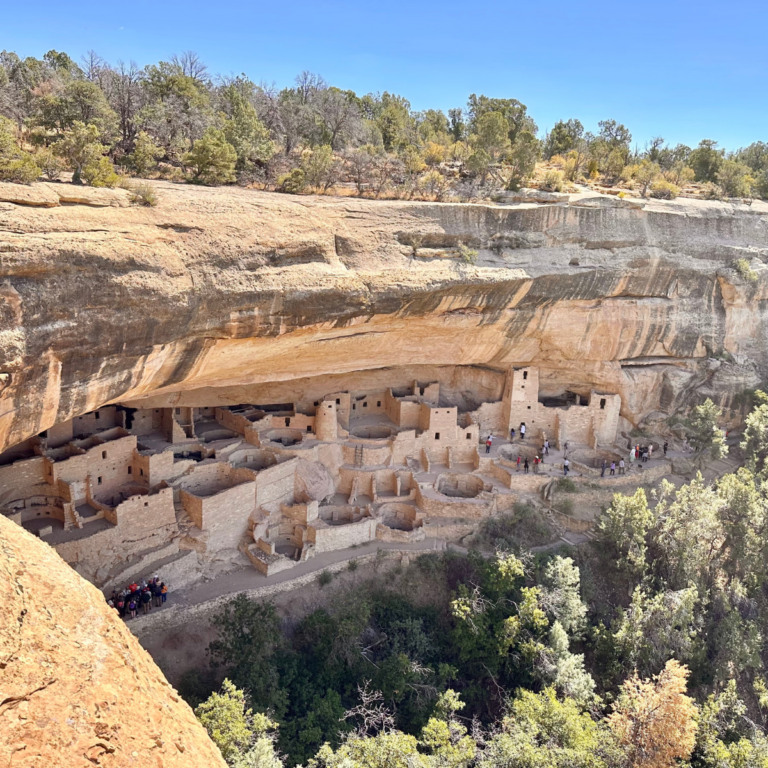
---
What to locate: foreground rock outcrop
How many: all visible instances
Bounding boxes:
[0,513,226,767]
[0,181,767,452]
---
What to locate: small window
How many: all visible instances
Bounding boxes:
[102,451,107,459]
[314,401,319,407]
[175,408,180,415]
[336,398,340,405]
[352,404,356,410]
[128,466,132,474]
[377,401,381,407]
[523,371,528,380]
[307,425,312,432]
[363,402,367,408]
[527,405,531,409]
[155,409,160,413]
[97,476,103,485]
[144,502,149,507]
[95,412,100,420]
[466,433,471,440]
[140,468,144,476]
[435,432,440,440]
[600,398,606,410]
[285,417,290,427]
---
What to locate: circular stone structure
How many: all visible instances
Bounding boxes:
[351,425,396,440]
[264,428,305,447]
[436,473,485,498]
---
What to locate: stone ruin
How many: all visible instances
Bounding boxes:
[0,367,622,589]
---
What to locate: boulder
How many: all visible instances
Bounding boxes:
[672,456,695,475]
[0,181,60,207]
[294,459,335,502]
[0,513,227,768]
[41,182,131,207]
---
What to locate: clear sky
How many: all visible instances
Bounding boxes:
[3,0,766,151]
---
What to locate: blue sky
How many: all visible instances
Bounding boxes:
[3,0,766,151]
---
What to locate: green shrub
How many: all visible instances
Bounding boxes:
[318,570,333,586]
[36,148,63,181]
[129,182,158,207]
[649,179,680,199]
[553,498,574,515]
[555,477,577,493]
[540,169,564,192]
[457,242,478,264]
[183,128,237,186]
[0,153,40,184]
[702,181,723,200]
[277,167,306,194]
[81,156,119,187]
[347,558,358,572]
[735,258,758,282]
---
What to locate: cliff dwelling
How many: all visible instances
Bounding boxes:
[0,366,622,587]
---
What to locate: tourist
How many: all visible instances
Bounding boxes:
[516,455,521,472]
[128,598,137,619]
[161,582,168,604]
[523,457,529,474]
[619,458,625,474]
[116,595,125,617]
[663,440,669,457]
[648,444,654,460]
[563,458,570,476]
[610,461,616,475]
[564,441,569,454]
[544,440,550,455]
[533,456,540,474]
[153,581,163,608]
[141,588,152,615]
[510,427,515,442]
[628,449,634,465]
[520,423,526,440]
[635,445,640,460]
[485,435,493,454]
[601,459,606,478]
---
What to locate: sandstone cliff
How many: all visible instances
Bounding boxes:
[1,181,767,451]
[0,513,227,767]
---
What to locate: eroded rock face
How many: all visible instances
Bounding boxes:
[0,181,766,452]
[0,513,227,767]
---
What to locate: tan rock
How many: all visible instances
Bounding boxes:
[295,459,335,502]
[0,513,227,768]
[40,182,131,207]
[0,181,60,207]
[0,181,766,452]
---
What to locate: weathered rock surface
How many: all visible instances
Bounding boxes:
[0,513,227,768]
[0,180,767,452]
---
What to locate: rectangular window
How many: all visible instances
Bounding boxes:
[97,476,103,485]
[307,425,312,432]
[144,502,149,507]
[314,401,319,407]
[140,468,144,476]
[600,398,606,409]
[336,398,340,405]
[466,433,471,440]
[377,401,381,407]
[128,466,132,474]
[435,432,440,440]
[363,402,367,408]
[95,412,100,420]
[102,451,107,459]
[352,404,356,410]
[523,371,528,380]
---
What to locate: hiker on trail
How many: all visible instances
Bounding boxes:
[629,449,635,465]
[601,459,607,478]
[140,588,152,615]
[544,440,549,455]
[510,427,516,442]
[486,435,493,454]
[523,457,529,474]
[619,459,625,474]
[153,581,163,608]
[520,423,526,440]
[533,456,540,474]
[161,582,168,604]
[516,455,521,472]
[128,598,137,619]
[563,458,570,476]
[635,445,640,460]
[648,444,654,460]
[610,461,616,475]
[663,441,669,457]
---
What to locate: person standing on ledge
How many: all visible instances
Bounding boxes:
[520,423,526,440]
[563,458,570,476]
[486,434,493,454]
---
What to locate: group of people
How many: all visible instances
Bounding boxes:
[601,459,626,477]
[106,575,169,620]
[515,454,544,474]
